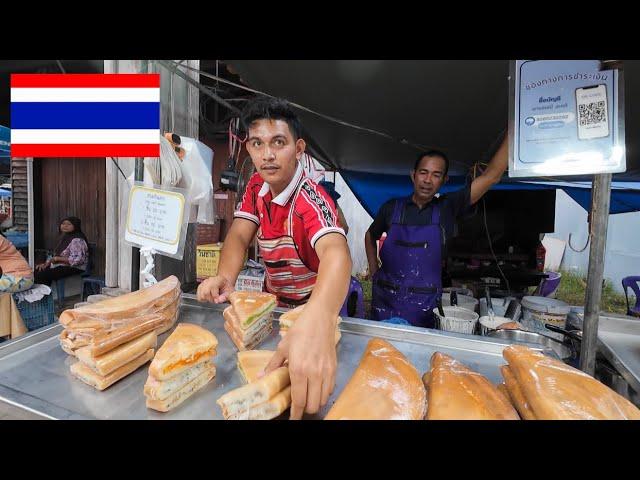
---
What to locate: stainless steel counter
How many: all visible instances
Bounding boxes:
[568,310,640,399]
[0,295,549,420]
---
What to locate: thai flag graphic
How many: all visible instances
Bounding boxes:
[10,74,160,158]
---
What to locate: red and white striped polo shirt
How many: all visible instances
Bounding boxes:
[234,162,346,272]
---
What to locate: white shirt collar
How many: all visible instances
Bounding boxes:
[258,161,304,206]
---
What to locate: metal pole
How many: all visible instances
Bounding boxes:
[130,159,144,291]
[130,60,150,292]
[580,173,612,375]
[26,158,34,269]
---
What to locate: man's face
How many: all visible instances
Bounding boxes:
[246,119,305,189]
[411,155,447,203]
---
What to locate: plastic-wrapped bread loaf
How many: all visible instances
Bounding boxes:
[325,338,426,420]
[500,365,536,420]
[503,345,640,420]
[427,352,519,420]
[59,275,181,326]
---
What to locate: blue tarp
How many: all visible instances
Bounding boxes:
[0,188,10,198]
[341,170,640,217]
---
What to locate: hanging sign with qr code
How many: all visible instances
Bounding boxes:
[508,60,625,177]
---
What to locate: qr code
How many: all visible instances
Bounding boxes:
[578,100,606,125]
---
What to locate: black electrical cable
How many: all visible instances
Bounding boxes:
[482,197,511,295]
[109,157,128,180]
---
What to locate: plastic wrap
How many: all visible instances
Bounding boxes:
[325,338,426,420]
[177,136,215,224]
[58,276,181,356]
[426,352,520,420]
[503,345,640,420]
[59,275,181,326]
[500,365,536,420]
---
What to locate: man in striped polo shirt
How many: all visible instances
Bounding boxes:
[197,97,352,419]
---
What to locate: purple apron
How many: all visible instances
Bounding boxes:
[372,199,443,328]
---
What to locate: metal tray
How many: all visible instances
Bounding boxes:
[0,294,547,420]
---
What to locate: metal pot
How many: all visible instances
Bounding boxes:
[488,329,573,360]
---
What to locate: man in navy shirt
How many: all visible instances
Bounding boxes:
[365,134,509,328]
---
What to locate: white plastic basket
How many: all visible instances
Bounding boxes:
[433,306,479,335]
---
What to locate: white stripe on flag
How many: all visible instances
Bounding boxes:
[11,88,160,103]
[11,129,160,144]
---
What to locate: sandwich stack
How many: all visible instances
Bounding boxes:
[223,291,276,351]
[217,366,291,420]
[63,276,181,391]
[278,305,342,345]
[59,275,181,358]
[145,323,218,412]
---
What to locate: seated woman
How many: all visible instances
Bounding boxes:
[0,233,34,293]
[35,216,89,286]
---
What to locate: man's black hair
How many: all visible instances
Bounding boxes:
[240,96,303,140]
[413,149,449,176]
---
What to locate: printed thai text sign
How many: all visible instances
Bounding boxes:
[509,60,625,177]
[125,186,185,255]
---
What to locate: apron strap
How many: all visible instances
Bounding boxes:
[431,203,440,225]
[391,199,404,224]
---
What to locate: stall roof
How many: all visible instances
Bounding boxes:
[342,170,640,217]
[227,60,640,214]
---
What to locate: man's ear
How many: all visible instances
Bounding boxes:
[410,170,415,181]
[444,174,449,184]
[295,138,306,160]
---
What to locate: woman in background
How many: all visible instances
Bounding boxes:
[35,216,89,286]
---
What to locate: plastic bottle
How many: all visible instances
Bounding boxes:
[535,242,546,272]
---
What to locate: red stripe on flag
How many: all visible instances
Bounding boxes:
[11,144,160,157]
[10,74,160,88]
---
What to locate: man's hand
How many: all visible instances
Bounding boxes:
[264,304,337,420]
[196,275,235,304]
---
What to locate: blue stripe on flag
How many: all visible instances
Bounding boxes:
[11,102,160,129]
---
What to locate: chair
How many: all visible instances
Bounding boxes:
[340,277,365,319]
[535,271,562,298]
[622,276,640,318]
[53,242,105,305]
